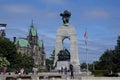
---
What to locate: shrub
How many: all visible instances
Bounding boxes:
[104,73,118,77]
[39,67,47,72]
[92,70,109,77]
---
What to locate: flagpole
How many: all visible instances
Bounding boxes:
[84,30,88,75]
[86,37,88,76]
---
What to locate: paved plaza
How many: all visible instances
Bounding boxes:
[0,72,89,80]
[0,72,120,80]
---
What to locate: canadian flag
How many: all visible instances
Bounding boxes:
[84,31,87,44]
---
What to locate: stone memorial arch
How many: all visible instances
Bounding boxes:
[54,10,80,72]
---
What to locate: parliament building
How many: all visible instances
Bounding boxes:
[14,23,46,67]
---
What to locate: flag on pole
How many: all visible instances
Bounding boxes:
[84,30,89,75]
[84,31,87,45]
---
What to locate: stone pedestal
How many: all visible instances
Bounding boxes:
[17,78,21,80]
[31,75,39,80]
[56,61,70,70]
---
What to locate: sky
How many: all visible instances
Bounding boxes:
[0,0,120,63]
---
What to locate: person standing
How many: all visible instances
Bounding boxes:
[32,67,34,74]
[3,69,6,75]
[69,64,74,79]
[64,66,67,74]
[47,64,51,72]
[20,68,24,75]
[61,67,63,74]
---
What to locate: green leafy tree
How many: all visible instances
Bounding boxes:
[88,63,94,71]
[96,50,114,72]
[13,54,34,71]
[81,62,96,71]
[94,36,120,73]
[113,52,120,72]
[92,61,99,70]
[46,50,55,69]
[81,62,87,70]
[21,55,34,70]
[0,56,10,69]
[0,38,34,71]
[113,36,120,72]
[0,39,17,70]
[50,50,55,61]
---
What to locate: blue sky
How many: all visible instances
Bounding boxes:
[0,0,120,63]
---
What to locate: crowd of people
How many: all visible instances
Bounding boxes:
[57,64,74,79]
[1,64,74,79]
[15,67,38,75]
[1,67,38,75]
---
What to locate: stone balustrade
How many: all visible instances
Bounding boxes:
[0,73,120,80]
[81,77,120,80]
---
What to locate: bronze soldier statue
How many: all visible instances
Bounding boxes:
[60,10,71,25]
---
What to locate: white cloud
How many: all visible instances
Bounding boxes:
[84,9,111,19]
[0,5,39,14]
[6,27,27,38]
[39,0,67,5]
[39,10,58,19]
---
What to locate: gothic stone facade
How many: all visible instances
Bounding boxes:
[15,23,45,67]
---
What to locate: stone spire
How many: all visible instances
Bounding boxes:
[28,20,38,45]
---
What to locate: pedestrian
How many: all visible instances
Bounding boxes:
[69,64,74,79]
[3,69,6,75]
[58,67,61,73]
[47,64,50,72]
[61,67,63,74]
[25,69,29,75]
[32,67,34,74]
[20,68,24,75]
[64,66,67,74]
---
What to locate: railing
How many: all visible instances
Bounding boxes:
[1,73,62,80]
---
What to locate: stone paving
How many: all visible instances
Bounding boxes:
[1,72,120,80]
[0,72,82,80]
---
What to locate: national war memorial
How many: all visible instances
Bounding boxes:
[54,10,80,73]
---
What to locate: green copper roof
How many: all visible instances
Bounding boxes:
[38,40,43,48]
[30,25,37,36]
[15,38,31,48]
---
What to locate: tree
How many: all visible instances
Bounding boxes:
[0,56,10,69]
[92,61,99,70]
[13,54,34,71]
[50,50,55,61]
[22,55,34,70]
[96,50,114,73]
[81,62,87,70]
[91,36,120,74]
[113,52,120,72]
[0,39,17,70]
[46,50,55,69]
[0,38,34,71]
[113,36,120,72]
